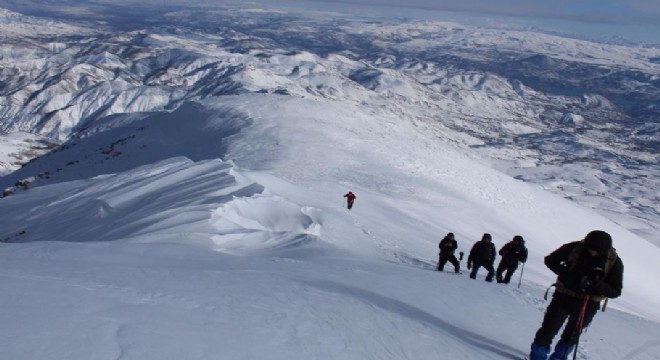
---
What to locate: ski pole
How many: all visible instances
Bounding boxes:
[517,262,525,288]
[572,295,590,360]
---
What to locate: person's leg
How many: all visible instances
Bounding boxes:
[484,262,495,282]
[550,300,598,360]
[438,256,448,271]
[533,294,571,346]
[530,295,571,360]
[558,300,600,344]
[496,261,506,282]
[469,262,480,279]
[449,256,460,273]
[503,262,519,284]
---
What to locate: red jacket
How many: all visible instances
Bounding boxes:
[344,192,356,201]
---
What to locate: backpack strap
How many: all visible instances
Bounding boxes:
[565,241,584,272]
[544,283,556,300]
[603,248,618,277]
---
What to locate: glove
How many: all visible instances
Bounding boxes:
[467,262,472,270]
[580,276,594,293]
[555,264,568,278]
[590,281,610,296]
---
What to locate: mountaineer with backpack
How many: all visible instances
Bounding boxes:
[496,235,528,284]
[437,232,462,273]
[467,233,496,282]
[528,230,624,360]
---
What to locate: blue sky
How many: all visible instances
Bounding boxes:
[264,0,660,43]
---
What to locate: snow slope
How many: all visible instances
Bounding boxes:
[2,94,660,359]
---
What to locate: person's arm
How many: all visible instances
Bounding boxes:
[498,243,509,256]
[520,247,528,263]
[544,242,576,277]
[592,259,623,299]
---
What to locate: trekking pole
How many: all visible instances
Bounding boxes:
[572,295,591,360]
[517,262,525,288]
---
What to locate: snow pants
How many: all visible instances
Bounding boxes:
[438,254,460,272]
[533,292,600,347]
[469,261,494,281]
[496,260,519,283]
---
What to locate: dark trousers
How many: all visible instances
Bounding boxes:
[496,260,519,283]
[347,200,354,209]
[438,254,460,272]
[533,292,600,347]
[469,261,494,281]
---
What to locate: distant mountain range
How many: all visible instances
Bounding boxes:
[1,3,658,245]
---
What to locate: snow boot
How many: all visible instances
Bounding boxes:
[529,343,551,360]
[549,342,575,360]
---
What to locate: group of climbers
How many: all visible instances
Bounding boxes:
[342,190,624,360]
[436,230,623,360]
[437,232,528,284]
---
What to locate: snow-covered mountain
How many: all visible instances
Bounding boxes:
[1,3,659,359]
[1,4,658,245]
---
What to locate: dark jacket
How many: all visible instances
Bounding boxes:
[499,240,528,266]
[545,241,623,299]
[439,237,458,256]
[468,240,496,265]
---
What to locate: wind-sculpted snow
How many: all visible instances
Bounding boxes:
[211,196,322,254]
[0,155,320,251]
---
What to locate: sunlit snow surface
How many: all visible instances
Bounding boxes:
[2,95,660,359]
[1,3,660,359]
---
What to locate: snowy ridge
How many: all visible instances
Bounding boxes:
[0,156,319,251]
